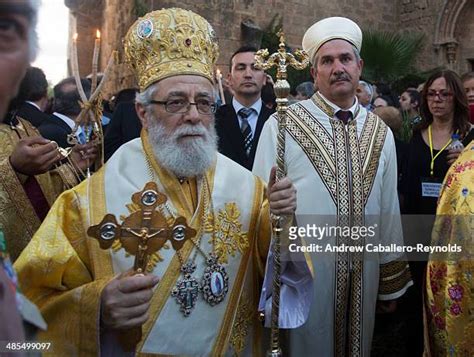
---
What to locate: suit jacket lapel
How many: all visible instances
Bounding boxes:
[51,115,73,134]
[224,105,248,162]
[249,105,273,164]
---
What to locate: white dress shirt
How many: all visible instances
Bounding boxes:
[232,97,262,136]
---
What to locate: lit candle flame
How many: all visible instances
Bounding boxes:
[73,33,78,42]
[216,68,221,76]
[96,29,101,39]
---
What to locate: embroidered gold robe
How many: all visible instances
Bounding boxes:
[14,133,312,356]
[424,140,474,357]
[0,118,78,261]
[253,93,413,357]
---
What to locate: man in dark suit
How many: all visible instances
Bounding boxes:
[215,46,273,170]
[104,100,142,161]
[7,67,51,128]
[39,77,91,148]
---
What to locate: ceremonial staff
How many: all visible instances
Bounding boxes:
[254,31,309,356]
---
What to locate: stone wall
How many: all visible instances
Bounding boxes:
[398,0,440,70]
[67,1,102,78]
[143,0,399,73]
[67,0,473,97]
[454,1,474,74]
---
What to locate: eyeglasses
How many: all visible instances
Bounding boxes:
[426,90,453,101]
[149,99,217,114]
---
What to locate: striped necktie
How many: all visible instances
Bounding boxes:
[238,107,255,156]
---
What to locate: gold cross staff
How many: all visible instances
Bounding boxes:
[254,31,309,357]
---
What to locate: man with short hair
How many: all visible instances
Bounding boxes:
[215,46,273,170]
[8,66,51,128]
[356,80,374,110]
[295,81,316,101]
[39,76,92,148]
[15,8,311,356]
[254,17,412,355]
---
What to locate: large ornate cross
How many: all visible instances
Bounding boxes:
[87,181,197,274]
[87,182,196,351]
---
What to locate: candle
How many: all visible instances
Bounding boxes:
[71,32,87,102]
[91,29,101,93]
[216,68,225,105]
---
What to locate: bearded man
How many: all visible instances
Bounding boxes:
[15,8,312,356]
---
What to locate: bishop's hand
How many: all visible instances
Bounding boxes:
[267,166,297,216]
[100,272,160,330]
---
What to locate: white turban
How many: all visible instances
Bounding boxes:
[302,17,362,64]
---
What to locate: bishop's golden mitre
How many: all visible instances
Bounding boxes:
[124,7,219,91]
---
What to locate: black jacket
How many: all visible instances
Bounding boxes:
[104,102,142,161]
[38,114,73,149]
[215,103,273,170]
[14,102,51,128]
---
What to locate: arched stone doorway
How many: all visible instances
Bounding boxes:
[434,0,472,73]
[454,1,474,73]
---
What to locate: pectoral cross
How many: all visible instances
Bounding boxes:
[170,260,200,316]
[87,182,197,274]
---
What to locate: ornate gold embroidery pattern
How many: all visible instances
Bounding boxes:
[348,121,365,357]
[378,267,411,295]
[331,119,352,357]
[286,105,338,202]
[124,8,219,90]
[230,294,253,356]
[380,260,409,278]
[379,260,411,295]
[358,112,374,167]
[211,178,263,356]
[205,202,249,264]
[311,92,335,117]
[0,157,41,259]
[361,113,388,204]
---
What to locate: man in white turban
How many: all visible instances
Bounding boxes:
[254,17,412,356]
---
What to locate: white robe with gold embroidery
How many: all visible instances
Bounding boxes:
[253,95,412,357]
[15,135,312,356]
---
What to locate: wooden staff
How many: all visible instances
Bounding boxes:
[254,31,309,356]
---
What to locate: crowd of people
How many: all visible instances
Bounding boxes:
[0,1,472,356]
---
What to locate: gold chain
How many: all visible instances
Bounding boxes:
[143,151,216,263]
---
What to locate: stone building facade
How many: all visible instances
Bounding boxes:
[65,0,474,97]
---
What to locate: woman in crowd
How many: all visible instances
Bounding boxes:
[461,71,474,123]
[401,70,473,214]
[399,69,473,355]
[399,88,422,126]
[373,94,398,108]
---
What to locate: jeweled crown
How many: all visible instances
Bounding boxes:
[124,8,219,91]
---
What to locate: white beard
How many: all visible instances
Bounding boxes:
[147,119,217,178]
